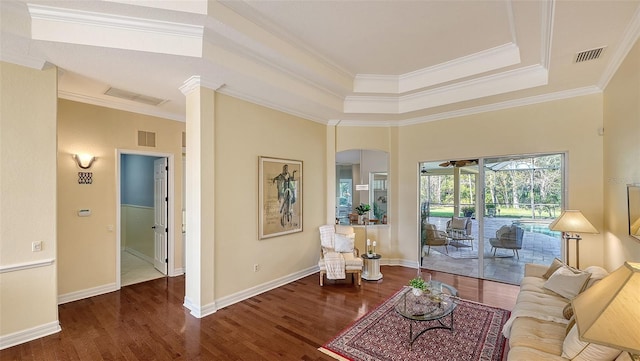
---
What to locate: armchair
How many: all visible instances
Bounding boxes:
[489,224,525,259]
[446,217,472,236]
[422,223,449,263]
[318,224,363,286]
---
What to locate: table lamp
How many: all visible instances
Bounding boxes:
[572,262,640,361]
[548,210,598,269]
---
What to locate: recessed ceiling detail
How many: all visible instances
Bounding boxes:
[353,43,522,95]
[345,65,548,114]
[27,4,204,57]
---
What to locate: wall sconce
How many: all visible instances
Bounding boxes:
[73,154,96,169]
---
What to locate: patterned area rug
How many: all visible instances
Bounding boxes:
[319,287,510,361]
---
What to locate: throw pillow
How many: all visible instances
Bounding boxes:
[562,324,622,361]
[543,258,565,279]
[334,233,355,253]
[543,266,591,299]
[563,302,574,320]
[583,265,609,289]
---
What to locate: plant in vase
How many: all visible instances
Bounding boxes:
[408,277,428,296]
[355,203,371,224]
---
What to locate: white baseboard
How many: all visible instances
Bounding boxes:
[183,296,217,318]
[0,321,61,350]
[215,266,318,310]
[58,283,118,305]
[170,267,185,277]
[124,247,154,265]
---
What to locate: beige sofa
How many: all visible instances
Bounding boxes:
[504,262,631,361]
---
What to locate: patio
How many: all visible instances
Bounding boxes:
[420,216,561,284]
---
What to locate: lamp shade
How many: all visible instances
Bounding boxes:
[572,262,640,355]
[548,210,598,234]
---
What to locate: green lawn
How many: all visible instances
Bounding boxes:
[426,205,559,219]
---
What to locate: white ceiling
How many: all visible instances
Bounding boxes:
[2,0,639,125]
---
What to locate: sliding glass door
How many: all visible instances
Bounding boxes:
[419,154,564,284]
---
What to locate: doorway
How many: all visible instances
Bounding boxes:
[117,150,175,288]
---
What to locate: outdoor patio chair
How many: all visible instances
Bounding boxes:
[489,224,525,259]
[422,223,450,263]
[446,216,472,236]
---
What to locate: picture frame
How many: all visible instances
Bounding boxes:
[259,157,303,239]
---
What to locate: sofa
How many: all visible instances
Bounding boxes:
[503,260,632,361]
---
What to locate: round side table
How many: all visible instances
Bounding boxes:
[361,253,383,281]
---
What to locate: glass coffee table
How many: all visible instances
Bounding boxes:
[394,282,458,349]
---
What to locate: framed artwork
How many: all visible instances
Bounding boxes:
[259,157,303,239]
[628,184,640,240]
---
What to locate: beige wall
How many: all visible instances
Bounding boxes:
[0,63,59,336]
[57,100,185,296]
[121,205,154,260]
[603,39,640,269]
[392,94,606,267]
[213,93,327,298]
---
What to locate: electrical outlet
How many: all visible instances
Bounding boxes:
[32,241,42,252]
[253,264,259,272]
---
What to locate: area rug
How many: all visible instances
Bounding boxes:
[319,287,510,361]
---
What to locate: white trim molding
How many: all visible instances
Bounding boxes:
[215,266,318,310]
[179,76,225,96]
[183,297,217,319]
[0,321,61,350]
[58,283,118,305]
[28,4,203,57]
[0,258,55,274]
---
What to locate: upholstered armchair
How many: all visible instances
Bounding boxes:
[446,217,472,236]
[489,224,525,259]
[422,223,450,260]
[318,224,363,286]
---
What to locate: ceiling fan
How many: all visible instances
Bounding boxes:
[438,159,478,168]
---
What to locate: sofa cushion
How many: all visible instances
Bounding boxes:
[509,317,567,355]
[544,266,591,299]
[562,324,621,361]
[508,346,567,361]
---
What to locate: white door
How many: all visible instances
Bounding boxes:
[154,158,168,274]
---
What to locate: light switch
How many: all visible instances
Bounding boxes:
[32,241,42,252]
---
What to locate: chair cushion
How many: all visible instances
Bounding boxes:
[318,252,363,271]
[451,217,467,230]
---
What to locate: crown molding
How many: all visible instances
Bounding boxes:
[346,64,548,114]
[353,43,521,95]
[397,85,602,126]
[598,4,640,89]
[58,90,184,122]
[540,0,556,68]
[0,50,47,70]
[179,76,225,95]
[217,87,329,125]
[27,4,203,57]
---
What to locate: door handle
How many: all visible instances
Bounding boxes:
[152,226,156,229]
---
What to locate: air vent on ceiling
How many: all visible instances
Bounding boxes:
[105,87,166,106]
[575,47,606,63]
[138,130,156,147]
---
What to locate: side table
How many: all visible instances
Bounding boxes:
[361,253,383,281]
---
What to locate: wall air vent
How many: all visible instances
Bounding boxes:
[575,47,606,63]
[105,87,166,106]
[138,130,156,147]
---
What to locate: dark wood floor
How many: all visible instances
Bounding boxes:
[0,266,518,361]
